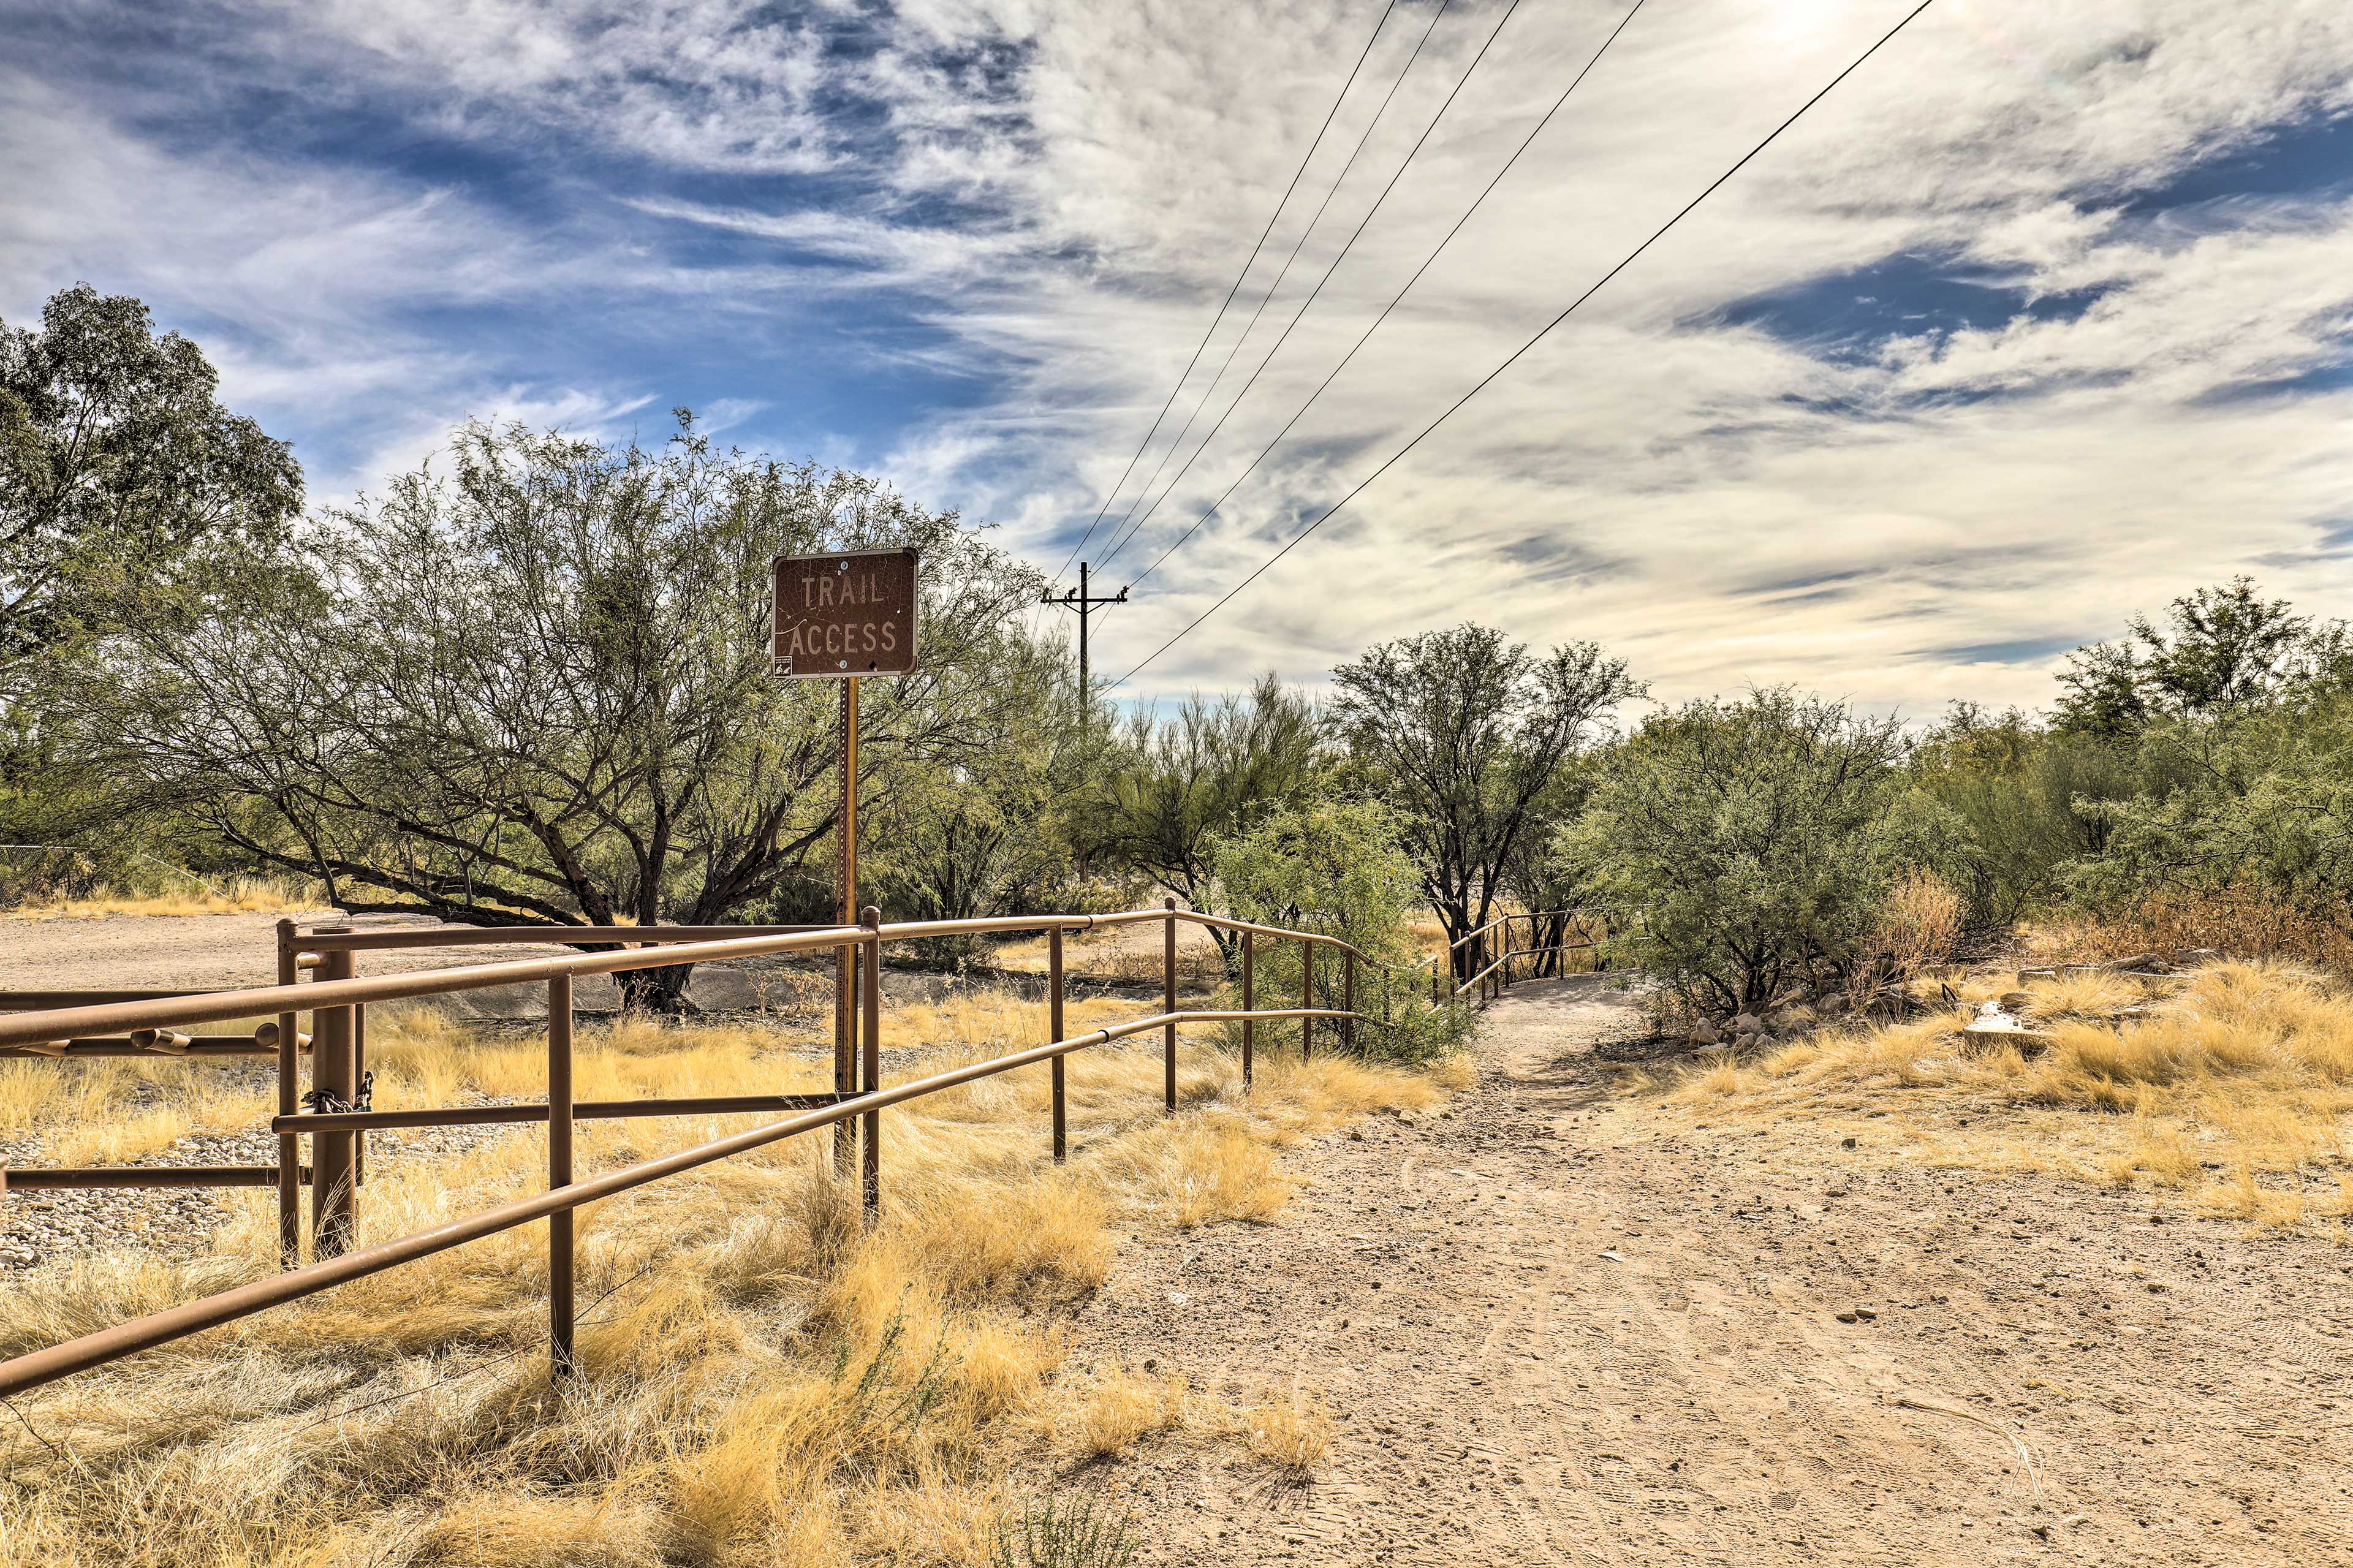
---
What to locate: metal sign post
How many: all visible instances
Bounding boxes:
[773,549,918,1191]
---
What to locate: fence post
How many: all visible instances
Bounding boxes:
[1049,925,1066,1163]
[312,937,357,1258]
[861,907,881,1223]
[833,928,854,1178]
[548,972,575,1376]
[1342,949,1355,1053]
[1240,930,1254,1091]
[273,920,300,1268]
[1300,937,1314,1059]
[1162,896,1177,1114]
[352,953,367,1192]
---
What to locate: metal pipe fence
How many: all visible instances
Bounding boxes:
[1414,907,1623,1005]
[0,901,1404,1398]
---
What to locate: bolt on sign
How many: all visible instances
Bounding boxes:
[771,548,919,678]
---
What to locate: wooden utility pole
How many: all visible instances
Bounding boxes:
[1044,562,1127,724]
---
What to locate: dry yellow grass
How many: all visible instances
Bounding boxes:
[2026,890,2353,973]
[1671,960,2353,1235]
[0,1020,280,1155]
[0,987,1447,1565]
[987,918,1224,983]
[6,874,327,920]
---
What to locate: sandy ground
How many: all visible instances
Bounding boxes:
[0,907,1225,996]
[12,918,2352,1562]
[1068,975,2353,1566]
[0,909,610,991]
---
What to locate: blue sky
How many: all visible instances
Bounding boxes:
[4,0,2351,715]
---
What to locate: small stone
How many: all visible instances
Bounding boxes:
[1840,1136,1857,1149]
[1733,1013,1765,1036]
[1853,1306,1876,1321]
[1835,1310,1859,1324]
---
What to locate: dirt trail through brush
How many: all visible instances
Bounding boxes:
[1074,975,2353,1566]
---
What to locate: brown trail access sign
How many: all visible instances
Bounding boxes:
[771,547,917,1220]
[771,548,918,677]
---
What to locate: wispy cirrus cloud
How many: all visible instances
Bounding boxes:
[4,0,2350,717]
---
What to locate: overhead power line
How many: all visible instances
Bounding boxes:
[1121,0,1651,596]
[1050,0,1403,589]
[1111,0,1945,690]
[1095,0,1526,580]
[1088,0,1457,575]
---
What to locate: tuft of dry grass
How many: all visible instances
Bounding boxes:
[1672,959,2353,1234]
[1851,869,1963,1001]
[0,986,1453,1565]
[1243,1384,1334,1479]
[1050,1363,1189,1463]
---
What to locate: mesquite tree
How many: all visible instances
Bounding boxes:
[86,415,1046,1008]
[1091,673,1325,964]
[0,284,301,675]
[1331,624,1639,977]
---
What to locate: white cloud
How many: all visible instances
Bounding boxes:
[6,0,2352,719]
[829,0,2353,714]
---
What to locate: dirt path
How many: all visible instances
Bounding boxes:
[1073,975,2353,1566]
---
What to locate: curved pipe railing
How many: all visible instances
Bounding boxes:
[1433,908,1621,1004]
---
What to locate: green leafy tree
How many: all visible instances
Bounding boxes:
[1330,624,1639,975]
[2067,686,2353,941]
[1093,673,1324,961]
[866,626,1101,960]
[1563,689,1966,1017]
[0,284,301,673]
[83,415,1044,1009]
[1496,754,1602,977]
[1208,794,1463,1062]
[2055,577,2347,735]
[1909,702,2143,925]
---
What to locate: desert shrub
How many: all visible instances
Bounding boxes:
[990,1491,1139,1568]
[1562,689,1970,1017]
[1089,673,1327,966]
[2064,687,2353,969]
[1207,795,1468,1062]
[1908,704,2146,925]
